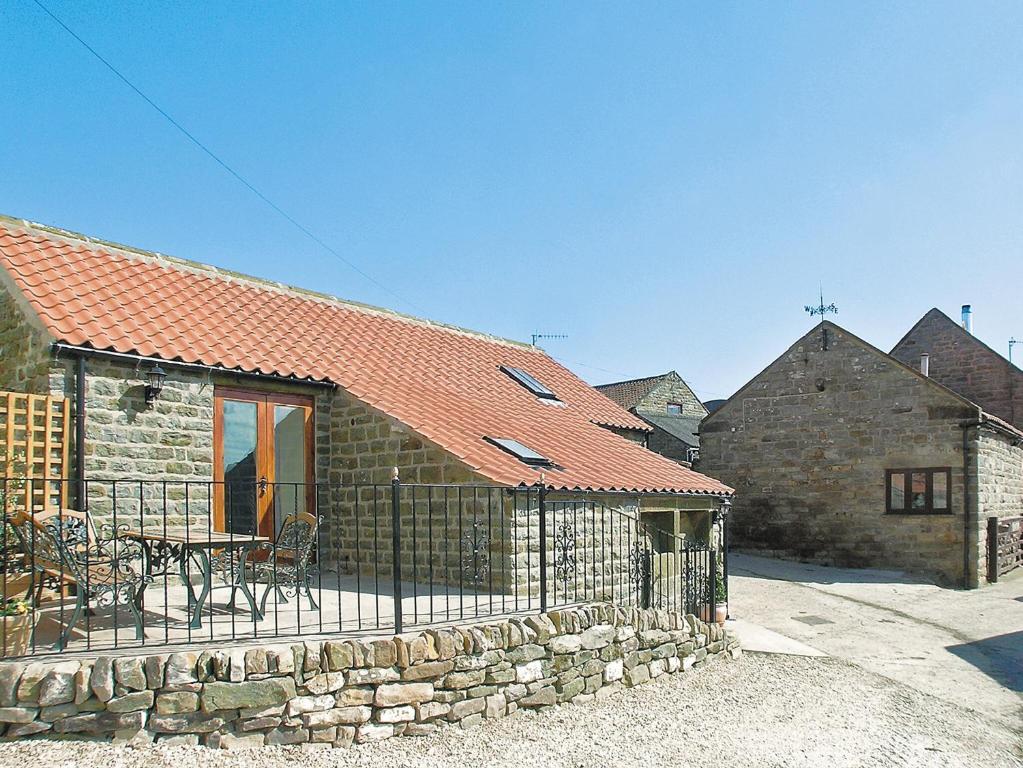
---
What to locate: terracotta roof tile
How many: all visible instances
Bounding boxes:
[595,373,672,411]
[0,218,732,496]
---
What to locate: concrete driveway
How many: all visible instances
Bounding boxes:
[727,553,1023,730]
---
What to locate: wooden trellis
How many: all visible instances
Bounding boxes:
[0,390,71,512]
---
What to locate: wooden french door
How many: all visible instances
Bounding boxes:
[213,388,314,538]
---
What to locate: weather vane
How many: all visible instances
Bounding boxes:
[804,289,838,350]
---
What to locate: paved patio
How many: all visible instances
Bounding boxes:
[24,572,522,657]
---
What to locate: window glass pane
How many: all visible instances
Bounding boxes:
[500,366,558,400]
[910,472,927,510]
[933,472,948,510]
[485,436,551,466]
[222,400,258,535]
[274,405,307,535]
[667,403,682,415]
[889,472,905,510]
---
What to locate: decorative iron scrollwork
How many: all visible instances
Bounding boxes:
[460,520,489,586]
[553,522,576,583]
[628,541,651,596]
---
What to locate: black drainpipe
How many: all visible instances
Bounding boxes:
[960,420,980,590]
[74,352,87,510]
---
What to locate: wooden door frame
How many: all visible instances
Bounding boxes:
[213,386,316,535]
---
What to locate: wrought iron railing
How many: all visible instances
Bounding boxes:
[0,477,723,657]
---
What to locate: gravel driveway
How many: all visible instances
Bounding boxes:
[1,653,1018,768]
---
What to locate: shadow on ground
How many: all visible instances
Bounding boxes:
[730,551,939,587]
[946,631,1023,693]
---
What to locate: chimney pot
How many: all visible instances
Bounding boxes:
[920,353,930,377]
[961,304,973,334]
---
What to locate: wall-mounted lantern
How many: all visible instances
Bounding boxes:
[144,364,167,406]
[713,497,732,526]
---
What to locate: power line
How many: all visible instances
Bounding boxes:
[30,0,426,315]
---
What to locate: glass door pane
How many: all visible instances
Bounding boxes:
[273,404,308,534]
[222,400,259,536]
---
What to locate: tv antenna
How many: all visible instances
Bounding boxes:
[531,333,568,348]
[1010,337,1019,365]
[804,289,838,350]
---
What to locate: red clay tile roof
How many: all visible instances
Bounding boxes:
[595,373,672,411]
[0,217,732,496]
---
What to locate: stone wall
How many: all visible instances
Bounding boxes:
[975,427,1023,581]
[0,286,53,394]
[891,309,1023,430]
[325,389,503,587]
[646,424,694,465]
[0,603,739,748]
[700,323,977,586]
[634,373,708,421]
[44,358,214,523]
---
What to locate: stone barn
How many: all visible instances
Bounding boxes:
[699,319,1023,587]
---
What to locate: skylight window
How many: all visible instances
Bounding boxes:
[500,365,559,400]
[484,437,552,467]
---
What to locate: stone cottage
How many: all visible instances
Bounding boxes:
[699,319,1023,588]
[596,372,707,466]
[0,215,733,599]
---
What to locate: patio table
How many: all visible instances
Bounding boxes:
[122,528,271,629]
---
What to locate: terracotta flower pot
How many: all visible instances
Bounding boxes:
[1,613,32,657]
[715,603,728,625]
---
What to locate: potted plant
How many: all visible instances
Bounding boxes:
[696,564,728,625]
[1,597,32,657]
[696,572,714,623]
[714,569,728,625]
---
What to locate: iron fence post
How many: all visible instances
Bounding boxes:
[641,547,652,609]
[987,516,999,584]
[391,468,403,634]
[538,478,548,613]
[709,548,717,621]
[722,507,730,619]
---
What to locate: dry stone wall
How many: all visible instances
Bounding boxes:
[0,603,738,748]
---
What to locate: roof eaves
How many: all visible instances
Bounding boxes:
[592,418,653,433]
[979,412,1023,441]
[537,481,734,496]
[53,342,339,388]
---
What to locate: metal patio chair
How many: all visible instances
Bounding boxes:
[250,512,320,613]
[18,508,149,650]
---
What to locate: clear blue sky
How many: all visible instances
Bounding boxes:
[2,1,1021,399]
